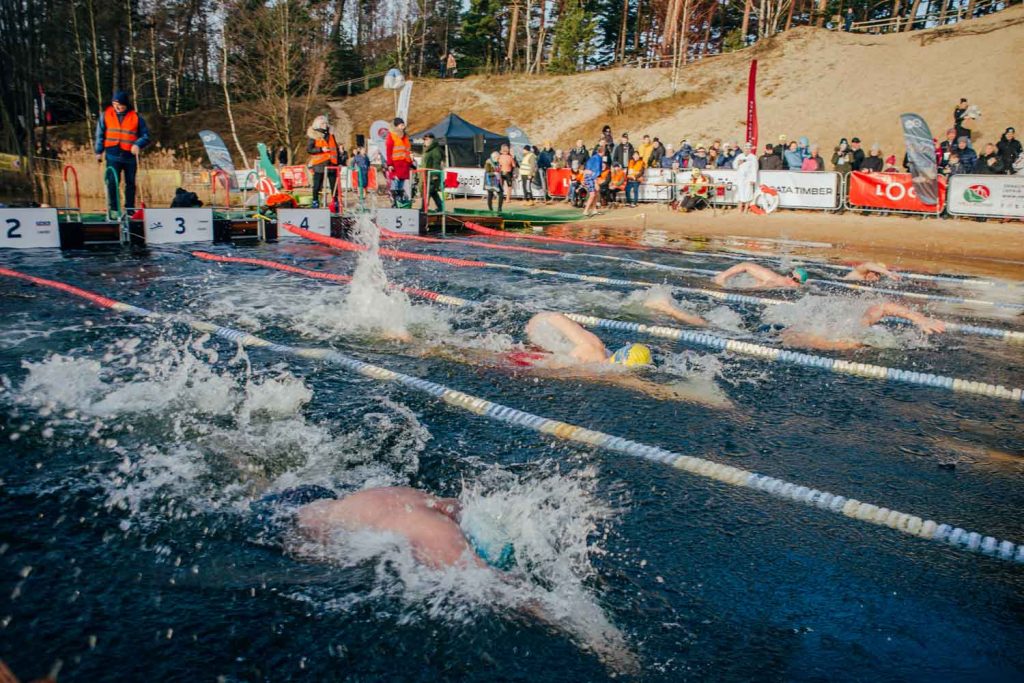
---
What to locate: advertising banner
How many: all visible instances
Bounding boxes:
[847,171,946,212]
[444,167,488,197]
[947,174,1024,218]
[280,165,311,188]
[638,168,678,202]
[900,113,940,206]
[546,168,573,198]
[702,168,738,204]
[760,171,840,209]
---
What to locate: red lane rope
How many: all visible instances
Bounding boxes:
[464,221,640,250]
[0,266,121,310]
[282,224,487,268]
[378,226,561,255]
[191,251,448,302]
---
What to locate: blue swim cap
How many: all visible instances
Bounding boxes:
[791,267,809,283]
[467,534,517,570]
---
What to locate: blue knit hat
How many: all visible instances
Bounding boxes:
[112,90,130,106]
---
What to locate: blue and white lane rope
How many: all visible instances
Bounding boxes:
[563,253,1021,310]
[808,279,1024,311]
[2,266,1020,565]
[562,314,1024,403]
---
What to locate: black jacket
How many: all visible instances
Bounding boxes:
[860,155,884,172]
[566,146,589,169]
[759,153,782,170]
[611,142,635,168]
[850,147,866,171]
[974,153,1005,175]
[997,135,1022,172]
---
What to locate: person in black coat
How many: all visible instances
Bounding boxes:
[566,139,589,169]
[611,133,635,169]
[974,143,1005,175]
[759,144,782,170]
[849,137,866,171]
[860,145,884,172]
[997,127,1021,173]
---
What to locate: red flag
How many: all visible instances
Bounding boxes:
[746,60,758,151]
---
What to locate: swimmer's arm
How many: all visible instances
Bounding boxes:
[846,262,899,281]
[780,329,865,351]
[643,297,707,326]
[863,303,945,334]
[712,263,751,286]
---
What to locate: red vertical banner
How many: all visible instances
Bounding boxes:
[746,60,758,151]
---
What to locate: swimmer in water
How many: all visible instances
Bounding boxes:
[778,301,945,351]
[251,484,638,673]
[713,261,900,289]
[639,287,707,326]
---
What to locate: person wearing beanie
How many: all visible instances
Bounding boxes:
[997,127,1021,173]
[883,155,899,173]
[93,90,150,214]
[305,114,339,209]
[385,117,413,207]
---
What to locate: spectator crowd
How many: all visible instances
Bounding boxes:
[469,96,1021,215]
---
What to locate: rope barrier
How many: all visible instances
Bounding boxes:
[2,264,1019,564]
[378,226,561,255]
[291,225,1024,345]
[191,251,471,307]
[193,251,1023,401]
[808,279,1024,311]
[463,221,1004,289]
[562,314,1024,403]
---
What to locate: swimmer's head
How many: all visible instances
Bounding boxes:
[609,343,653,368]
[790,267,809,284]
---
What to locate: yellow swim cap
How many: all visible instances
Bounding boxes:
[609,343,653,368]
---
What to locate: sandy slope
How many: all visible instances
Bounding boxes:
[330,7,1024,157]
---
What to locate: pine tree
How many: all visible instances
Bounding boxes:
[549,1,596,74]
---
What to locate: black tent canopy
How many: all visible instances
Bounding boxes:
[410,113,509,168]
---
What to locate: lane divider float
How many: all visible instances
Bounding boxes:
[194,251,1024,402]
[2,264,1020,564]
[463,222,1006,289]
[287,225,1024,344]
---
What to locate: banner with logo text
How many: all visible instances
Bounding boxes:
[847,171,946,213]
[947,174,1024,218]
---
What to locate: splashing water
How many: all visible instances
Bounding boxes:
[762,293,924,349]
[285,465,637,674]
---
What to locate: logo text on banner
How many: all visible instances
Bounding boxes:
[144,208,214,245]
[847,171,946,212]
[947,174,1024,218]
[445,167,487,197]
[0,208,61,249]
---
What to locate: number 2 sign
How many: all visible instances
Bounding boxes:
[0,209,61,249]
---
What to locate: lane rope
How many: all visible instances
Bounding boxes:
[287,224,1024,344]
[2,264,1020,564]
[463,222,1004,289]
[194,251,1024,402]
[378,226,561,255]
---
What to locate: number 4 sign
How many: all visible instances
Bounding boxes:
[144,208,214,245]
[0,208,61,249]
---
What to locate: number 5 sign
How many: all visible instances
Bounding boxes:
[144,208,214,244]
[0,208,61,249]
[373,208,419,234]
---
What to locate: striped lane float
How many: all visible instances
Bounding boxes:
[2,264,1020,565]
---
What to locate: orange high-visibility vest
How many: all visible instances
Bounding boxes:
[627,159,646,180]
[388,132,411,163]
[309,133,339,166]
[103,106,139,152]
[609,168,627,189]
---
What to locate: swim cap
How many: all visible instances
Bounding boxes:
[609,343,653,367]
[791,267,809,284]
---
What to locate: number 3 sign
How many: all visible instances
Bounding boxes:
[144,208,214,245]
